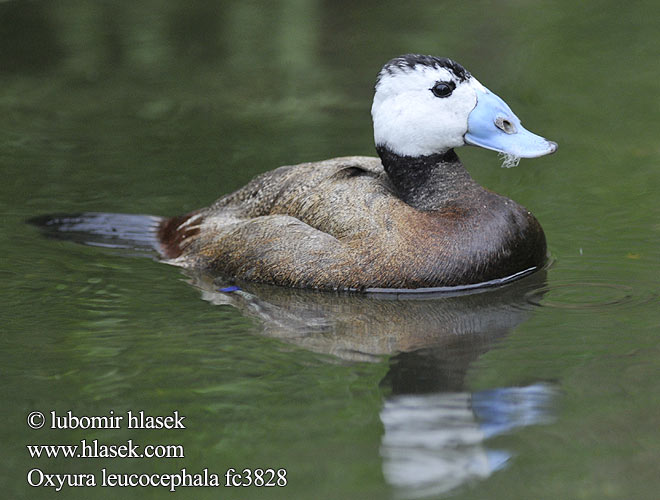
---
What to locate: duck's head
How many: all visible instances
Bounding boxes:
[371,54,557,160]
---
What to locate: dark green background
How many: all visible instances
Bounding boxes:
[2,1,659,498]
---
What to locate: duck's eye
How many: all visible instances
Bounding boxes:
[431,81,454,98]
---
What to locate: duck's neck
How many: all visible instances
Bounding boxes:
[376,146,479,211]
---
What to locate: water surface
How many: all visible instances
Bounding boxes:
[2,1,660,499]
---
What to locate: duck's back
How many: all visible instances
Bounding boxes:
[157,156,546,291]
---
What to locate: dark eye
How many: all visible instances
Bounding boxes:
[431,81,454,98]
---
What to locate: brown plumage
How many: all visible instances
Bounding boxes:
[156,154,547,291]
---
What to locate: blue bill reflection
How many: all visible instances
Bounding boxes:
[380,383,556,498]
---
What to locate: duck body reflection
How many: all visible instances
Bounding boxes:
[191,270,544,363]
[189,269,556,497]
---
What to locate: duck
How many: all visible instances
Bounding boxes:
[156,54,557,291]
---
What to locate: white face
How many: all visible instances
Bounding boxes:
[371,64,485,157]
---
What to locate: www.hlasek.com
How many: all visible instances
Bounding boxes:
[26,410,287,492]
[28,439,184,459]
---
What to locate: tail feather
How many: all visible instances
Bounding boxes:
[28,212,165,257]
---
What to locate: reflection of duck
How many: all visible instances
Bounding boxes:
[156,55,556,290]
[187,268,547,362]
[190,270,556,497]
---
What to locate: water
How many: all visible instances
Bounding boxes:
[2,1,660,498]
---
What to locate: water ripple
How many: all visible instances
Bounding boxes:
[525,281,657,310]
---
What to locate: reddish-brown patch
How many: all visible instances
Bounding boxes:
[157,212,201,259]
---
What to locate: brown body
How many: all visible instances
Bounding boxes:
[158,154,546,291]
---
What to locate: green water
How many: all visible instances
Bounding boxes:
[2,1,659,498]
